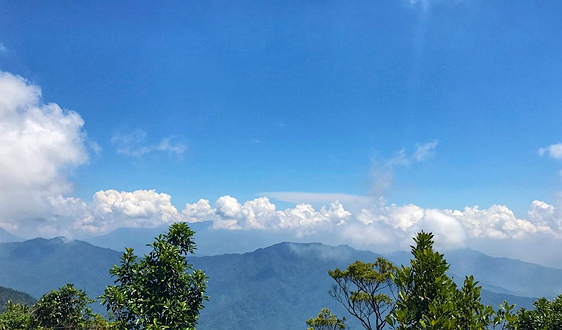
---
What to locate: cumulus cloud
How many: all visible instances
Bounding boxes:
[181,196,350,236]
[81,189,183,234]
[111,129,186,158]
[0,71,89,232]
[176,194,562,254]
[539,143,562,159]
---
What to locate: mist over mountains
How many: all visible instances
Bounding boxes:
[2,227,561,329]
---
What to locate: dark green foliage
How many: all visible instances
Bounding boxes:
[514,294,562,329]
[101,223,208,330]
[389,232,498,330]
[328,258,397,330]
[390,232,455,329]
[0,301,32,330]
[32,283,94,330]
[306,308,346,330]
[0,286,36,314]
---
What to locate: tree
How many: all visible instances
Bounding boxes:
[390,232,457,329]
[312,231,517,330]
[328,258,397,330]
[101,222,208,330]
[306,308,346,330]
[32,283,94,330]
[0,301,33,330]
[513,294,562,329]
[389,231,496,330]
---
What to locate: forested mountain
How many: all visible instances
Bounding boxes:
[0,286,35,313]
[194,242,538,330]
[0,238,120,301]
[0,238,557,329]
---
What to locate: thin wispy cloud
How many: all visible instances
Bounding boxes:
[413,140,438,162]
[111,130,186,158]
[370,140,438,203]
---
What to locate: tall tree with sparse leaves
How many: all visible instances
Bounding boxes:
[328,258,397,330]
[101,222,208,330]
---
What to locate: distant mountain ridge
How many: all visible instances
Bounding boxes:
[0,237,558,329]
[0,237,120,301]
[0,228,21,243]
[384,248,562,299]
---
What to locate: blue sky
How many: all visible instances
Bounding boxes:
[1,1,562,265]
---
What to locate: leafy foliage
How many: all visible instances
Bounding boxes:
[32,283,94,330]
[328,258,397,330]
[389,232,499,329]
[316,232,525,330]
[101,222,208,329]
[306,308,346,330]
[0,301,32,330]
[513,294,562,329]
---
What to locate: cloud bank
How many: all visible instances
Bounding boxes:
[1,70,562,266]
[0,72,89,234]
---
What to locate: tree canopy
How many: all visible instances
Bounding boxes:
[101,222,208,330]
[313,231,527,330]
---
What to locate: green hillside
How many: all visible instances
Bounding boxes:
[0,286,35,313]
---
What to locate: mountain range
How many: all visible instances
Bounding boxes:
[1,229,561,329]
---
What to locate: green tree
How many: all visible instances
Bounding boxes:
[101,222,208,330]
[513,294,562,329]
[328,258,397,330]
[389,232,497,330]
[0,301,33,330]
[32,283,94,330]
[306,308,346,330]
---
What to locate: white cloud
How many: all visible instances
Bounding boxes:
[538,143,562,159]
[83,189,182,233]
[111,129,186,158]
[0,43,6,53]
[175,195,562,255]
[413,140,438,162]
[180,196,350,236]
[0,71,89,231]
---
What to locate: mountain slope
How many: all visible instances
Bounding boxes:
[445,248,562,298]
[0,238,120,301]
[0,285,36,313]
[385,248,562,299]
[193,242,537,330]
[0,228,21,243]
[0,239,552,330]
